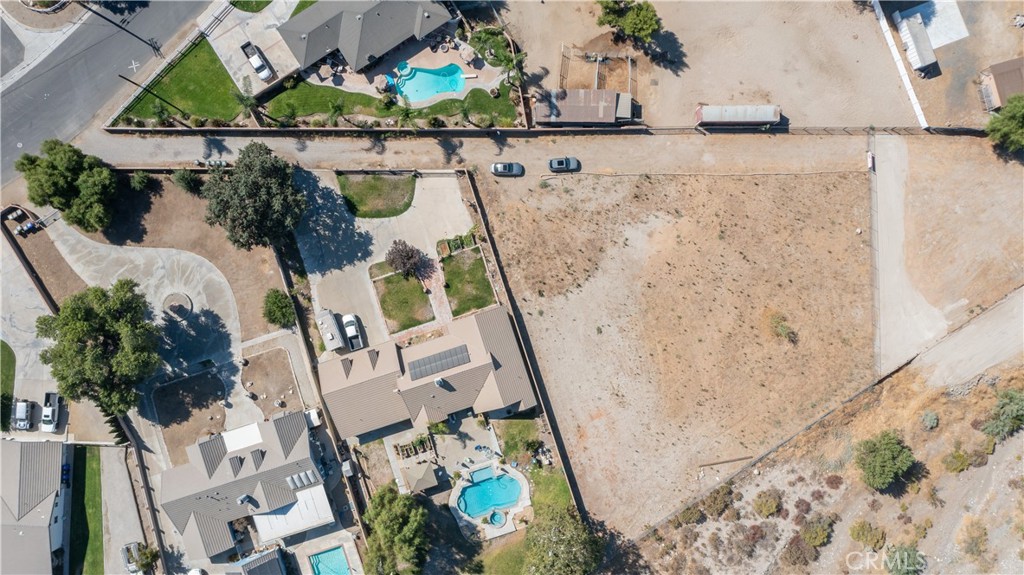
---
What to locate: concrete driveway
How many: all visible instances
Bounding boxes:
[0,238,61,437]
[206,0,301,95]
[295,171,474,347]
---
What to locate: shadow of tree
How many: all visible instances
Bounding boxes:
[420,496,484,575]
[882,460,929,499]
[158,308,235,375]
[994,144,1024,165]
[416,251,438,281]
[591,519,652,575]
[148,371,225,427]
[644,29,688,76]
[363,135,387,155]
[202,137,232,160]
[102,174,163,245]
[295,136,309,152]
[293,168,374,277]
[523,65,550,91]
[436,137,465,165]
[97,1,149,16]
[491,131,515,155]
[162,545,187,575]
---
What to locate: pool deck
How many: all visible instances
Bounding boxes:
[291,520,364,575]
[303,32,504,109]
[448,461,532,541]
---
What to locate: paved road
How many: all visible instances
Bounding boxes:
[0,1,210,184]
[0,20,25,76]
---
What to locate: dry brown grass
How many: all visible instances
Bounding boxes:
[241,347,299,420]
[153,372,226,465]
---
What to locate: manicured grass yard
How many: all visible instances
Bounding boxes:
[481,533,529,575]
[266,81,518,126]
[369,260,395,280]
[443,247,495,317]
[374,274,434,332]
[230,0,271,11]
[291,0,317,17]
[493,416,539,462]
[123,38,243,122]
[337,174,416,218]
[1,340,14,431]
[70,446,104,575]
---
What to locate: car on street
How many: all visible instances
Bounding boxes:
[490,162,525,177]
[548,157,581,173]
[40,392,60,433]
[241,42,273,82]
[13,399,33,431]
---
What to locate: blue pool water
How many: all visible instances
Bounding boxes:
[309,547,351,575]
[458,467,522,518]
[490,510,506,526]
[390,62,465,103]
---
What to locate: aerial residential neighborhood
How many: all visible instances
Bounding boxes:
[0,1,1022,575]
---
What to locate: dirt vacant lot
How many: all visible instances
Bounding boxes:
[153,372,226,466]
[241,347,299,420]
[503,1,916,127]
[478,167,875,536]
[84,174,284,341]
[637,361,1024,574]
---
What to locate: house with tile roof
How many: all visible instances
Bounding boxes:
[160,411,334,563]
[318,306,537,442]
[1,441,66,575]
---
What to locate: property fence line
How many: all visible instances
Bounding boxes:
[105,1,235,127]
[0,205,59,315]
[868,133,882,378]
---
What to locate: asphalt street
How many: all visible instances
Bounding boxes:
[0,1,210,184]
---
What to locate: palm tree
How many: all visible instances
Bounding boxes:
[498,49,527,87]
[328,95,347,127]
[456,100,474,127]
[396,106,417,132]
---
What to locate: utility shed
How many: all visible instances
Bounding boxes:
[533,89,634,126]
[979,57,1024,111]
[316,309,344,352]
[894,11,937,75]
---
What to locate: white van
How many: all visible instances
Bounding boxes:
[14,399,33,430]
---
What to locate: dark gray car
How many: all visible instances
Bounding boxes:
[548,157,581,173]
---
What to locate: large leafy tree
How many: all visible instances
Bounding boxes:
[854,430,915,491]
[202,142,306,250]
[986,93,1024,152]
[596,0,662,44]
[524,508,603,575]
[36,279,161,415]
[363,484,428,575]
[14,139,116,232]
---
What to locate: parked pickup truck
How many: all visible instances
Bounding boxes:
[241,42,272,81]
[341,314,364,351]
[40,392,60,433]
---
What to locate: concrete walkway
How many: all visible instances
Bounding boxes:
[100,446,145,575]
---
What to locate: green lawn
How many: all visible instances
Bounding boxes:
[1,340,14,432]
[494,417,539,461]
[230,0,271,12]
[291,0,317,17]
[443,247,495,317]
[481,536,528,575]
[338,174,416,218]
[265,81,518,126]
[375,274,434,332]
[70,446,104,575]
[369,260,395,280]
[123,38,243,122]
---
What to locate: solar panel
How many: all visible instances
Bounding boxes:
[408,345,471,380]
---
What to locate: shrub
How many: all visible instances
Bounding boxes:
[942,442,970,473]
[800,513,836,548]
[854,430,915,491]
[825,474,843,489]
[523,438,543,452]
[262,288,295,327]
[956,518,988,560]
[676,505,705,525]
[283,76,298,89]
[968,449,989,468]
[781,534,818,566]
[310,118,325,128]
[172,169,201,194]
[701,483,733,518]
[753,488,783,518]
[428,116,446,128]
[189,115,207,127]
[810,489,825,502]
[129,170,151,192]
[385,239,425,279]
[428,421,450,435]
[986,93,1024,152]
[770,312,798,344]
[850,520,886,551]
[921,410,939,431]
[795,498,811,514]
[886,543,924,575]
[722,506,740,522]
[981,389,1024,441]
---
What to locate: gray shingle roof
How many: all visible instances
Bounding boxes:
[160,412,322,559]
[199,435,227,478]
[1,440,62,520]
[320,306,537,439]
[277,0,452,71]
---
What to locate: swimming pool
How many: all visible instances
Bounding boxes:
[390,62,465,103]
[309,547,351,575]
[457,467,522,518]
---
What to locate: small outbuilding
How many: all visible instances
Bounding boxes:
[894,11,937,77]
[532,89,636,126]
[316,309,344,352]
[978,57,1024,112]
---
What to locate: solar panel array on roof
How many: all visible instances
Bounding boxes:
[407,344,471,381]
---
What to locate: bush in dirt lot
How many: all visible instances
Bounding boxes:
[920,410,939,431]
[781,534,818,566]
[173,169,201,194]
[850,520,886,551]
[129,170,151,192]
[676,505,705,525]
[942,442,970,474]
[885,543,924,575]
[986,93,1024,153]
[854,430,915,491]
[800,513,836,548]
[753,488,783,518]
[701,483,734,518]
[981,389,1024,441]
[262,288,295,327]
[825,474,843,489]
